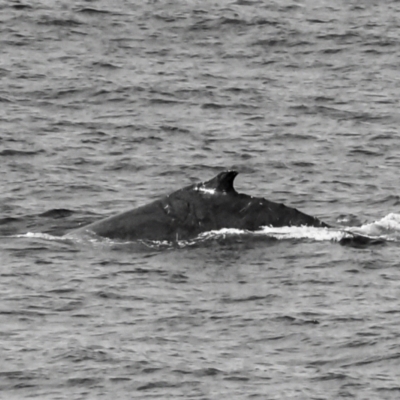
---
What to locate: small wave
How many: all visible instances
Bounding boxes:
[39,209,74,219]
[0,149,44,156]
[37,15,82,27]
[77,8,112,15]
[347,213,400,240]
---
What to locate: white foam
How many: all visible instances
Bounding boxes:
[15,232,63,240]
[13,232,75,244]
[201,213,400,243]
[198,226,347,242]
[259,226,344,241]
[199,228,247,239]
[347,213,400,240]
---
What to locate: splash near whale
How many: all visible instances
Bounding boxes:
[72,170,330,242]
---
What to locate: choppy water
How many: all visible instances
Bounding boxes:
[1,1,400,399]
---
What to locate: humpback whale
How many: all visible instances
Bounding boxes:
[73,170,329,242]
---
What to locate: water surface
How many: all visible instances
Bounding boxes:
[1,1,400,399]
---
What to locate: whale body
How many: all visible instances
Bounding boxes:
[73,170,329,242]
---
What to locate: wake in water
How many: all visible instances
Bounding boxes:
[242,212,400,243]
[14,213,400,249]
[198,213,400,246]
[344,213,400,241]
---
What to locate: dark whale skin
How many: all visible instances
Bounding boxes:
[74,171,329,241]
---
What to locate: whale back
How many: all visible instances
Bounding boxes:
[72,170,329,241]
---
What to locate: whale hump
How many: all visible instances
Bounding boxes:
[202,170,238,193]
[72,170,331,242]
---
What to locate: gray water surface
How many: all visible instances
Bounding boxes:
[1,1,400,399]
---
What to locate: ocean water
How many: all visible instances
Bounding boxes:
[1,0,400,399]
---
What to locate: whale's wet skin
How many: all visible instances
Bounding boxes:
[72,171,328,242]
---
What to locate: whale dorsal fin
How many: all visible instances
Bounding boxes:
[202,170,238,193]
